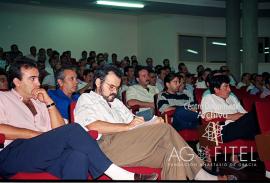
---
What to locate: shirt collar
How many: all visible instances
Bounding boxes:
[56,89,79,100]
[90,91,106,101]
[11,88,24,101]
[90,91,115,106]
[137,84,150,91]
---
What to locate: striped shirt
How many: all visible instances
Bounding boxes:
[157,91,193,113]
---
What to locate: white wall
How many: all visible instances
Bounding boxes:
[0,3,138,60]
[138,14,226,70]
[138,14,270,75]
[1,3,270,75]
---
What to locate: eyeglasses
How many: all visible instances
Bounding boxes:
[102,80,120,91]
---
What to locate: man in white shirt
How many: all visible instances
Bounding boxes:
[156,67,167,92]
[25,46,37,61]
[126,67,159,120]
[236,73,251,89]
[201,75,259,142]
[0,59,158,180]
[74,65,236,180]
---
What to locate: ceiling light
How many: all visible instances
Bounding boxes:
[265,51,269,54]
[265,47,269,50]
[29,1,40,4]
[212,41,226,46]
[186,49,198,54]
[240,49,243,52]
[96,1,144,8]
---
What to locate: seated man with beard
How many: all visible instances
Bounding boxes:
[74,65,236,180]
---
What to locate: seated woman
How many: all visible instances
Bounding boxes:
[157,73,200,131]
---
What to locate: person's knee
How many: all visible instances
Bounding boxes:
[159,123,175,133]
[70,123,85,133]
[69,151,88,167]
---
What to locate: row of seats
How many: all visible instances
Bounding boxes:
[0,99,162,180]
[1,86,269,179]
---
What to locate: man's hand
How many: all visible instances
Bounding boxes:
[153,117,164,124]
[30,130,43,138]
[227,112,245,121]
[32,88,54,105]
[128,116,145,129]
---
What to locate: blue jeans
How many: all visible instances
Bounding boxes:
[136,109,154,121]
[0,123,112,179]
[172,106,200,131]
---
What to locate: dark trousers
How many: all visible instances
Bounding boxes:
[0,123,112,179]
[222,111,260,143]
[172,106,200,131]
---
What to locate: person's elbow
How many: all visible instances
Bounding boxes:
[127,99,137,107]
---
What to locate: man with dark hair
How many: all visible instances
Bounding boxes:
[26,46,37,61]
[163,58,170,67]
[80,50,88,62]
[9,44,22,61]
[74,65,236,180]
[0,58,158,180]
[124,66,136,86]
[48,67,80,123]
[178,63,189,75]
[236,73,251,89]
[145,57,154,70]
[96,53,105,66]
[249,74,270,98]
[201,74,260,169]
[195,68,211,89]
[0,68,8,91]
[77,69,94,94]
[42,50,60,90]
[111,53,118,66]
[156,66,167,91]
[126,66,158,120]
[148,69,157,87]
[157,73,199,131]
[219,65,236,86]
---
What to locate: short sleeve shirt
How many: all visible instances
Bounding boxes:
[0,89,51,148]
[201,93,247,125]
[126,84,159,111]
[74,91,134,138]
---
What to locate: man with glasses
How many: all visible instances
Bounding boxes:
[74,65,236,180]
[0,59,158,180]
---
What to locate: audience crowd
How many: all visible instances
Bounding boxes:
[1,43,270,180]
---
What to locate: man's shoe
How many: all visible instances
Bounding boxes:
[134,173,159,180]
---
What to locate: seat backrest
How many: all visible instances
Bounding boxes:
[231,87,248,100]
[0,133,5,149]
[194,88,206,104]
[122,90,127,106]
[153,93,161,116]
[0,89,8,92]
[242,95,262,112]
[164,109,175,125]
[255,101,270,134]
[69,101,77,123]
